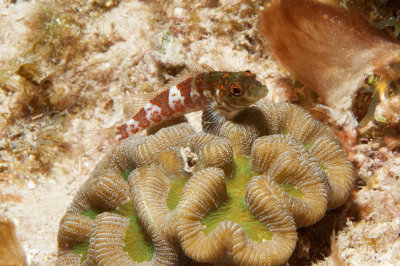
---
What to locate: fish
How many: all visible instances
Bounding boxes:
[358,79,388,127]
[115,64,268,140]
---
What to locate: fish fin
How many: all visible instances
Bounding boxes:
[186,60,215,73]
[83,125,120,162]
[201,103,226,135]
[165,60,215,86]
[212,60,241,72]
[122,91,160,120]
[185,110,203,133]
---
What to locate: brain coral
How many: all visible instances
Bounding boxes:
[57,102,354,266]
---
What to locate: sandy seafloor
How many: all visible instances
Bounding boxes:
[0,0,400,265]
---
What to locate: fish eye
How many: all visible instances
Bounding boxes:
[229,85,243,97]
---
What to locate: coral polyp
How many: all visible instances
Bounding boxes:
[57,102,354,265]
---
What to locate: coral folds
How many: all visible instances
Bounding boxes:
[57,103,354,265]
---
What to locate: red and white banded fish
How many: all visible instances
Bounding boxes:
[116,69,268,140]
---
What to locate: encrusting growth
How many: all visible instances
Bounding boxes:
[57,102,354,265]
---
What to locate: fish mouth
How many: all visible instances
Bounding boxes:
[255,85,268,98]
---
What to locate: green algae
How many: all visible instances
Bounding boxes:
[201,155,273,242]
[81,208,100,220]
[123,212,153,262]
[166,178,188,211]
[111,202,135,216]
[120,169,133,181]
[319,164,328,175]
[303,142,314,150]
[71,239,90,262]
[278,184,304,198]
[72,210,101,261]
[112,203,154,262]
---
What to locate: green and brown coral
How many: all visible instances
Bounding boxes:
[57,102,354,265]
